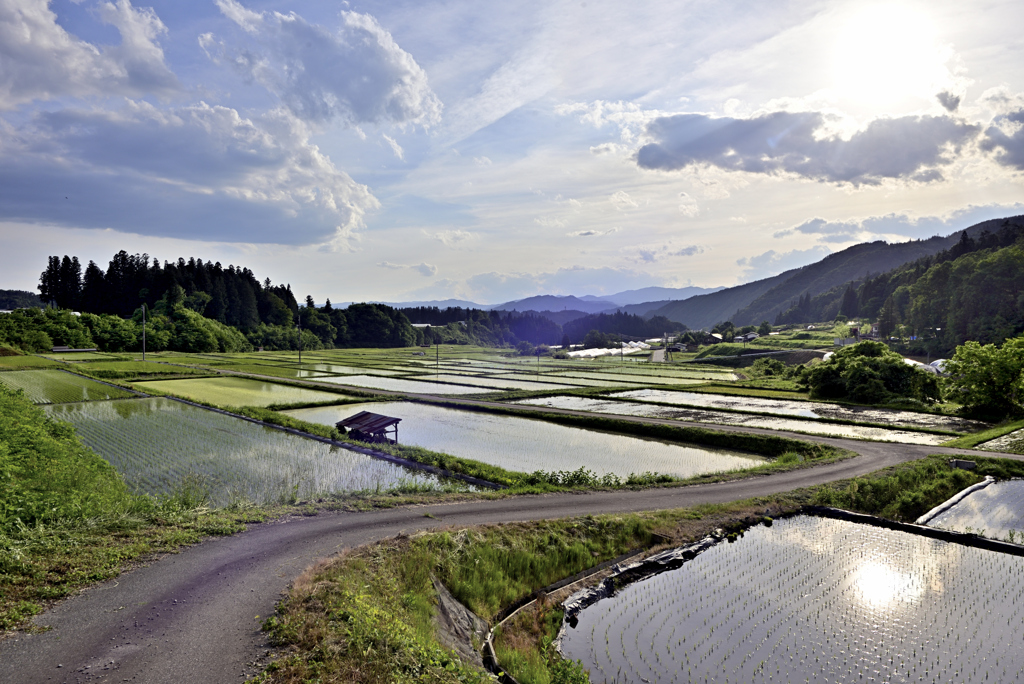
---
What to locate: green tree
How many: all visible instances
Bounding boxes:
[877,295,899,340]
[758,320,772,336]
[943,336,1024,419]
[804,340,940,404]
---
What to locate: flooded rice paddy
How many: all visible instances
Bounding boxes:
[512,396,950,445]
[0,369,136,404]
[403,373,579,391]
[547,371,707,386]
[310,375,493,395]
[928,479,1024,542]
[608,389,981,431]
[283,401,766,479]
[977,428,1024,454]
[46,398,445,505]
[560,515,1024,684]
[132,376,350,407]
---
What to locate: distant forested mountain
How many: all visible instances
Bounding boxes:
[647,215,1023,330]
[644,271,794,330]
[562,311,685,342]
[770,216,1024,353]
[0,289,42,310]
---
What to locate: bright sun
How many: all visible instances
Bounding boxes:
[832,4,951,111]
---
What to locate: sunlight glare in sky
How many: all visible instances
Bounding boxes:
[832,4,951,112]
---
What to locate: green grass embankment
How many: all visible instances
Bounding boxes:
[260,498,804,684]
[259,453,1024,684]
[813,454,1024,521]
[940,419,1024,449]
[0,385,258,631]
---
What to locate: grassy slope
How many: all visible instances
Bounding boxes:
[0,384,260,631]
[260,498,802,684]
[260,452,1024,683]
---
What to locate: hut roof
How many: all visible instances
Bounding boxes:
[336,411,401,433]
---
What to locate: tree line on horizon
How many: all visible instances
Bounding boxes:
[6,252,685,354]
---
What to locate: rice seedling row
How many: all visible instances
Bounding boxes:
[284,401,765,479]
[398,372,580,391]
[41,351,122,361]
[610,389,982,432]
[0,355,62,370]
[977,429,1024,454]
[310,375,492,395]
[0,369,136,404]
[560,515,1024,684]
[929,480,1024,542]
[45,398,446,505]
[212,363,333,379]
[549,371,708,386]
[486,372,641,388]
[132,376,351,407]
[512,396,950,445]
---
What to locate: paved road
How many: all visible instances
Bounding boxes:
[2,372,1014,683]
[3,434,1013,683]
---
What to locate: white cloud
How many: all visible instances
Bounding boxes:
[534,215,566,229]
[459,265,659,303]
[428,229,473,247]
[0,0,179,109]
[736,246,832,281]
[610,190,639,210]
[567,228,617,237]
[382,133,404,160]
[678,192,699,217]
[0,100,377,245]
[377,261,437,277]
[212,1,441,127]
[634,243,705,263]
[773,204,1024,242]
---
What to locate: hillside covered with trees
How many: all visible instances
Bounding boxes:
[772,217,1024,353]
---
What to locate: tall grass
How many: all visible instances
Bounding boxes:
[0,385,251,630]
[813,454,1024,521]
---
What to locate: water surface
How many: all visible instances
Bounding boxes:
[284,401,766,479]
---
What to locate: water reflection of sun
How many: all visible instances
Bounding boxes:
[854,560,926,609]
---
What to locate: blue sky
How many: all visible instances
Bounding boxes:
[1,0,1022,304]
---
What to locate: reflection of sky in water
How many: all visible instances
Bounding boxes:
[977,428,1024,452]
[608,388,979,431]
[561,516,1020,684]
[513,396,948,445]
[929,480,1024,541]
[284,401,765,479]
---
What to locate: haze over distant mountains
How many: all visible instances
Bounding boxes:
[352,285,724,314]
[337,215,1023,331]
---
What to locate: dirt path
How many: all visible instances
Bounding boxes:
[2,371,1012,682]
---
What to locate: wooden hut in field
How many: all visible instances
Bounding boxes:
[336,411,401,444]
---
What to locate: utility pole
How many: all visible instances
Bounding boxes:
[141,304,146,361]
[297,313,302,366]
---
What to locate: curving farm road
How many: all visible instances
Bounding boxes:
[1,380,1016,683]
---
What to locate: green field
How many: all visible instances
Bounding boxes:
[46,398,448,505]
[0,355,62,370]
[0,369,136,404]
[132,376,353,407]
